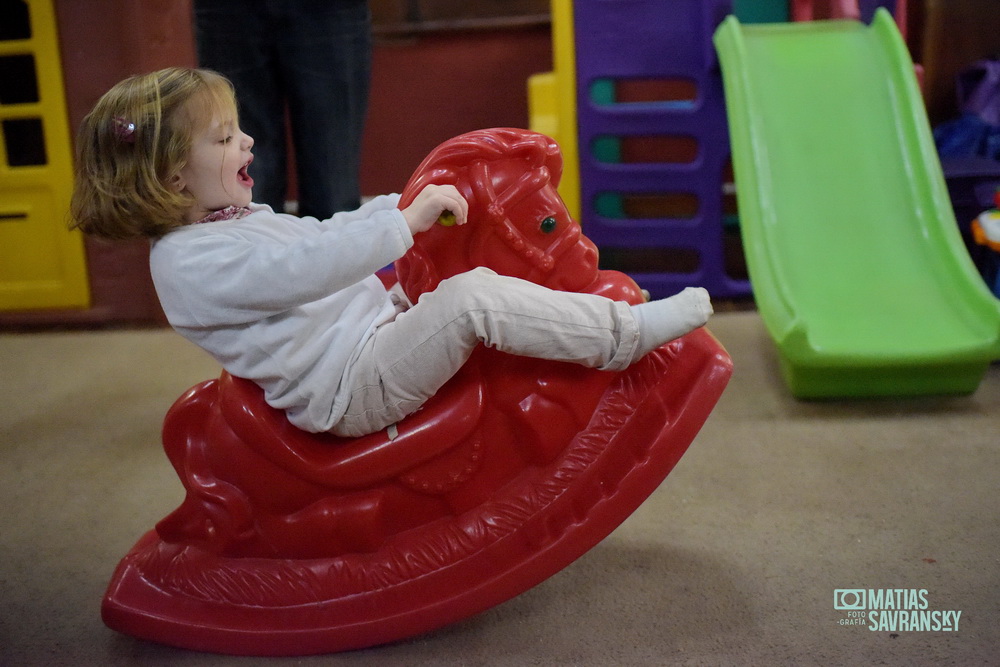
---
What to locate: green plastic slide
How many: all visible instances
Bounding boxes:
[714,10,1000,398]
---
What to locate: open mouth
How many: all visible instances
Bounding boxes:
[238,155,254,188]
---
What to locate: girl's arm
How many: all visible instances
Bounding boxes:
[151,204,413,326]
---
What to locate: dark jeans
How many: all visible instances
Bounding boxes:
[194,0,372,218]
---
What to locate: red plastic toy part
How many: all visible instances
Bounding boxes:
[102,128,733,656]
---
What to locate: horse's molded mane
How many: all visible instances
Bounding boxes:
[395,129,570,301]
[398,128,563,210]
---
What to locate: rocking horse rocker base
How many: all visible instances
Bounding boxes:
[101,129,732,656]
[103,330,730,656]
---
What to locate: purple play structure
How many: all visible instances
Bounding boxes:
[571,0,903,300]
[573,0,748,299]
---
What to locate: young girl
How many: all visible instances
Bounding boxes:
[71,68,713,438]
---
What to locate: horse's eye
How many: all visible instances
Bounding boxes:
[540,216,557,233]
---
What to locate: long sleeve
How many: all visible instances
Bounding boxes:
[151,195,412,328]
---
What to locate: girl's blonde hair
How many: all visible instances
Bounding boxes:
[70,67,237,240]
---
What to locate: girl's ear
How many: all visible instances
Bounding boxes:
[169,172,186,193]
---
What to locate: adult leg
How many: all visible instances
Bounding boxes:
[193,0,288,211]
[279,0,372,218]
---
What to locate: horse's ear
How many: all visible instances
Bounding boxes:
[542,136,563,187]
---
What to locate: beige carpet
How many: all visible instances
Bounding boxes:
[2,311,998,666]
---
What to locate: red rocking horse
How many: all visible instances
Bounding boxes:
[102,128,733,656]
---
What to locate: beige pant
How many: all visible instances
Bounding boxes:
[331,267,640,437]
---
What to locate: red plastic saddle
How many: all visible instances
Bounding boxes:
[102,129,733,656]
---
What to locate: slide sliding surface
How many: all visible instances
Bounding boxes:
[714,9,1000,398]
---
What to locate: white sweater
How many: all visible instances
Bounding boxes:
[149,194,413,432]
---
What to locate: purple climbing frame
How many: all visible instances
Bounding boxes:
[573,0,750,299]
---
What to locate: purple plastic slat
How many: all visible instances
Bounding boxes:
[858,0,896,23]
[573,0,749,298]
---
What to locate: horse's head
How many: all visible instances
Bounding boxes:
[396,129,603,303]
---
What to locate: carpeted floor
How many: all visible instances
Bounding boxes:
[1,310,998,666]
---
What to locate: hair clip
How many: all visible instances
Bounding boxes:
[112,116,137,144]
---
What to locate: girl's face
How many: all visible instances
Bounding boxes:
[177,108,254,222]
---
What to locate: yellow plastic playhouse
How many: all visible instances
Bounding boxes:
[1,0,88,311]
